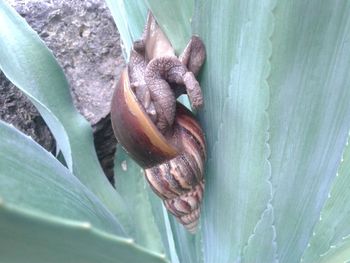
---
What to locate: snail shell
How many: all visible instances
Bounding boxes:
[111,69,206,232]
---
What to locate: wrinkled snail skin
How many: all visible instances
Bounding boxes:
[111,11,206,233]
[131,11,205,133]
[144,56,186,132]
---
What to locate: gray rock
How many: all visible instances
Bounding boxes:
[7,0,125,124]
[1,0,125,184]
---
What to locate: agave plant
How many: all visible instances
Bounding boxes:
[1,0,350,262]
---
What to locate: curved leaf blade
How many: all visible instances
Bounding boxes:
[0,0,74,170]
[0,0,132,234]
[0,120,123,235]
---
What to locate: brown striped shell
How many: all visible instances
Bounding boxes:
[111,69,206,232]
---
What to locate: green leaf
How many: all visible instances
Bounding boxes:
[268,1,350,262]
[0,120,123,235]
[317,236,350,263]
[0,92,168,263]
[0,0,132,234]
[0,202,168,263]
[114,147,164,252]
[301,133,350,262]
[147,188,180,263]
[168,216,203,263]
[192,0,274,261]
[107,0,350,262]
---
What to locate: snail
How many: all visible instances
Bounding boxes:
[111,11,206,232]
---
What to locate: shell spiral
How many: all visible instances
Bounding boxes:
[111,69,206,233]
[145,104,206,232]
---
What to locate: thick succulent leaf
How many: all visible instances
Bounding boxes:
[114,148,164,252]
[0,202,168,263]
[168,216,203,263]
[0,0,73,170]
[0,120,124,235]
[192,1,274,262]
[147,190,179,263]
[0,120,167,262]
[268,1,350,262]
[105,0,147,59]
[115,147,186,263]
[0,0,132,234]
[301,133,350,262]
[145,0,194,54]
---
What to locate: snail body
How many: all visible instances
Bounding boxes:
[111,69,205,232]
[111,11,206,232]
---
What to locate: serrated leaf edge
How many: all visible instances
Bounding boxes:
[300,130,350,263]
[241,0,279,261]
